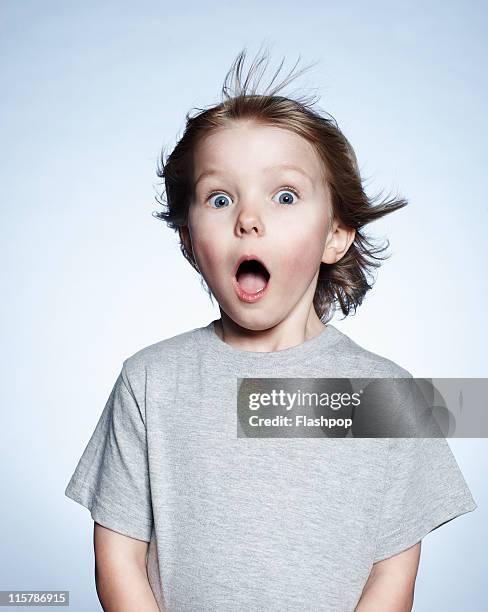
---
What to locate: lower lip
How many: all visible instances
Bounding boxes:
[232,275,270,303]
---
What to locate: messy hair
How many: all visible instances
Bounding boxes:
[153,45,408,324]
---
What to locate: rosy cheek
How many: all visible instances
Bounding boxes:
[287,250,320,279]
[201,249,222,271]
[191,230,222,271]
[278,229,324,276]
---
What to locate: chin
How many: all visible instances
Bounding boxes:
[226,310,280,332]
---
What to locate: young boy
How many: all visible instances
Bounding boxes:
[65,48,477,611]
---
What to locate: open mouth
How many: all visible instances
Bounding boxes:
[234,257,271,297]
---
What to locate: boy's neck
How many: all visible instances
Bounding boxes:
[214,311,327,353]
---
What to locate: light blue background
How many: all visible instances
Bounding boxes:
[1,1,486,610]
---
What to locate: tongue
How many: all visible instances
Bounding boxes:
[237,271,268,294]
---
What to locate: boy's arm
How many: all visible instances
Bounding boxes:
[94,522,160,612]
[355,541,421,612]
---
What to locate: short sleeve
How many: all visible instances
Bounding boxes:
[373,437,477,563]
[64,362,153,542]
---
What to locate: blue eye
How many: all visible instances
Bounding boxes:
[206,186,300,208]
[208,193,232,209]
[273,187,299,205]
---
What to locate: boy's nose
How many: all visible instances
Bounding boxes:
[234,193,266,235]
[236,213,264,236]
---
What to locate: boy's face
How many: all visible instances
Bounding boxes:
[183,121,336,330]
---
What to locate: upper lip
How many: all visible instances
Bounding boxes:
[233,254,271,279]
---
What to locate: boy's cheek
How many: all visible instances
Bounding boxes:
[191,236,230,277]
[279,230,325,273]
[284,249,323,281]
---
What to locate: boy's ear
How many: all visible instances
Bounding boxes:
[321,219,356,265]
[179,225,194,260]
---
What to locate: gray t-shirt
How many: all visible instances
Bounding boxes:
[65,320,477,611]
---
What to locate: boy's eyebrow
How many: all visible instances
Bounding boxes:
[266,163,313,183]
[195,163,313,187]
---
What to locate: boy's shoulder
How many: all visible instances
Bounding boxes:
[332,326,412,378]
[121,324,203,378]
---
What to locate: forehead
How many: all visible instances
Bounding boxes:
[193,122,325,182]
